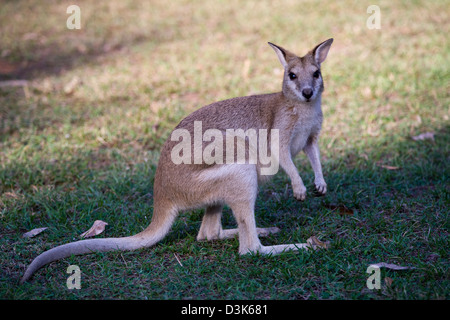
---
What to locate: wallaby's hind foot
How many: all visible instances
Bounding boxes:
[238,242,311,256]
[241,236,329,256]
[255,227,281,237]
[197,225,280,241]
[257,243,310,255]
[218,226,280,240]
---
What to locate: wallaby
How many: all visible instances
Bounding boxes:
[21,38,333,283]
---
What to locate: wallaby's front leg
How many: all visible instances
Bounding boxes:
[303,138,327,195]
[279,146,307,201]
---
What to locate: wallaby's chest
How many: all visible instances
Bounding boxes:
[289,108,322,156]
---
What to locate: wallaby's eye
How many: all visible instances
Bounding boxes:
[288,72,297,80]
[313,70,321,78]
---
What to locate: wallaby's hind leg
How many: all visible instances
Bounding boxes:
[221,164,264,254]
[232,199,310,255]
[196,204,242,240]
[195,164,303,255]
[196,204,224,241]
[225,166,311,256]
[196,204,280,241]
[229,201,263,254]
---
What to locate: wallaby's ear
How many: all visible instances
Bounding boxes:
[268,42,290,68]
[312,38,333,65]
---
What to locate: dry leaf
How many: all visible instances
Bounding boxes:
[325,204,354,216]
[412,132,434,141]
[63,76,81,95]
[79,220,108,238]
[306,236,331,250]
[380,165,400,170]
[0,59,21,74]
[3,191,21,199]
[369,262,415,270]
[23,227,48,238]
[385,277,393,287]
[0,80,28,88]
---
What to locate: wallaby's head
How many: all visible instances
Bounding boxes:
[268,39,333,103]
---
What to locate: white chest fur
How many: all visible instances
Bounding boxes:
[289,102,322,156]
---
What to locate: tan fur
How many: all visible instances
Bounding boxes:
[20,39,333,283]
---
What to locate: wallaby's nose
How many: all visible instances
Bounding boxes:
[302,88,313,99]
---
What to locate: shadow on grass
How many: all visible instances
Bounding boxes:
[0,32,149,81]
[0,115,448,298]
[0,3,183,82]
[2,121,448,236]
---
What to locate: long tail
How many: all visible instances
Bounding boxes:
[20,209,176,283]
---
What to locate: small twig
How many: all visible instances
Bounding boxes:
[120,254,128,267]
[173,253,183,267]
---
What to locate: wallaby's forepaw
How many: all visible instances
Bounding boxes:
[293,185,307,201]
[313,180,327,196]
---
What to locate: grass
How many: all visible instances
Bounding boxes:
[0,0,449,299]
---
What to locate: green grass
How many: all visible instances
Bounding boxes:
[0,0,449,299]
